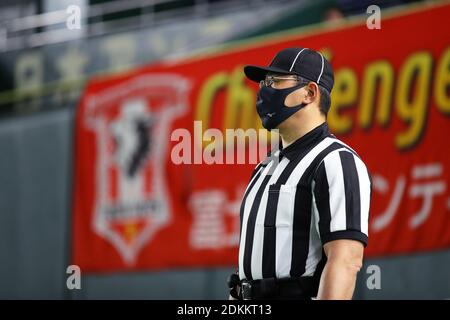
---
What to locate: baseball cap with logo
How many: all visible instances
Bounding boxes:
[244,47,334,93]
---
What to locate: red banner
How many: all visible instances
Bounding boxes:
[73,3,450,272]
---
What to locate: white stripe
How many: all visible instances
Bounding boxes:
[251,157,289,280]
[238,160,276,280]
[274,184,296,278]
[317,52,325,84]
[311,180,322,236]
[324,150,347,232]
[354,156,371,236]
[289,48,307,72]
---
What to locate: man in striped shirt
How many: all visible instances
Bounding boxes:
[228,47,371,300]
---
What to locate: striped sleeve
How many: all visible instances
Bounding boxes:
[313,149,371,247]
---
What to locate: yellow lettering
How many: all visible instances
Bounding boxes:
[395,51,432,149]
[435,47,450,114]
[195,72,228,148]
[359,60,394,128]
[328,68,358,134]
[223,66,256,131]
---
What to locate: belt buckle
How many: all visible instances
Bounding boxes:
[241,281,252,300]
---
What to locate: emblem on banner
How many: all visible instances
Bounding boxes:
[84,74,190,264]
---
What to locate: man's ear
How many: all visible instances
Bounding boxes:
[303,82,319,104]
[285,82,319,107]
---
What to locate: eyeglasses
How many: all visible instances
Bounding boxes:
[259,75,308,88]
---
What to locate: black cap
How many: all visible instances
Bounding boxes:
[244,47,334,92]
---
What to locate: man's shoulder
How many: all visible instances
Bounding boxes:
[315,135,371,176]
[318,136,371,178]
[324,135,362,159]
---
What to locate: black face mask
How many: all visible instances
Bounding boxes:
[256,83,307,130]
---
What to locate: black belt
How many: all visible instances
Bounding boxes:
[239,277,316,300]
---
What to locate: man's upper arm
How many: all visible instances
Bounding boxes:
[313,149,371,247]
[323,239,364,263]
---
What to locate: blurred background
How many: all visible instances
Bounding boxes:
[0,0,449,300]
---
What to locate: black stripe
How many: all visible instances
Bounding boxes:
[339,151,361,231]
[290,142,343,277]
[243,172,273,280]
[313,161,331,237]
[261,152,306,279]
[261,184,278,278]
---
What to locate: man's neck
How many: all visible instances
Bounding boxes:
[280,119,326,148]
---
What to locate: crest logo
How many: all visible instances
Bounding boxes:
[84,74,190,264]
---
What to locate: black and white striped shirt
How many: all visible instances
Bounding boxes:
[238,122,371,282]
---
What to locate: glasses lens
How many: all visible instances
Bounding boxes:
[260,76,306,88]
[259,78,272,87]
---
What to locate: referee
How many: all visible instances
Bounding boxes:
[228,47,372,300]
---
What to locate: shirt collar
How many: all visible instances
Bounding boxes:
[279,122,331,161]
